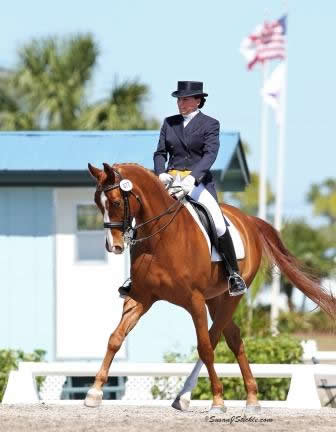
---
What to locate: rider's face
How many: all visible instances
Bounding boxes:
[177,96,200,116]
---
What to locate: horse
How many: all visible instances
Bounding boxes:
[84,162,336,414]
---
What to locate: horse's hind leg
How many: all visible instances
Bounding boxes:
[85,297,152,407]
[173,294,260,413]
[172,293,239,411]
[188,291,226,414]
[223,321,260,413]
[208,290,260,412]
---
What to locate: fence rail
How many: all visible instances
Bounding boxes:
[3,361,336,409]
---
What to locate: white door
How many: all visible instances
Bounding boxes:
[54,188,128,360]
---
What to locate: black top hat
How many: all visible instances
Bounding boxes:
[171,81,208,98]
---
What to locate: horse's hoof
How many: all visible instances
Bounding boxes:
[171,396,190,411]
[208,404,227,415]
[245,404,262,415]
[84,388,103,407]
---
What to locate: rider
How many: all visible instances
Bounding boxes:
[153,81,247,296]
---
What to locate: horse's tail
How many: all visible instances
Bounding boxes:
[250,215,336,319]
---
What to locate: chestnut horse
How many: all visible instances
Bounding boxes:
[85,162,336,414]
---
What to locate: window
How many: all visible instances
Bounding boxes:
[76,204,106,261]
[61,376,126,400]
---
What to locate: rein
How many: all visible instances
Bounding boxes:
[97,168,183,246]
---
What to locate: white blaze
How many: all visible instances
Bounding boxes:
[101,192,114,250]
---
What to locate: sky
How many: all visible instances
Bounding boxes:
[1,0,335,222]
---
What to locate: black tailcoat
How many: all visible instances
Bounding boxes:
[153,111,220,200]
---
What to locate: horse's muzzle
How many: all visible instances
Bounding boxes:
[112,245,124,254]
[105,238,124,254]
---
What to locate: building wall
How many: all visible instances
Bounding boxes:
[0,186,205,364]
[0,187,55,360]
[127,301,198,362]
[53,187,127,360]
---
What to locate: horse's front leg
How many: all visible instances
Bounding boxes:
[85,296,153,407]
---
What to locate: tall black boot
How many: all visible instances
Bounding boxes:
[217,230,247,296]
[118,278,132,298]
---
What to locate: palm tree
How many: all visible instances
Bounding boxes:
[1,34,159,131]
[281,218,335,310]
[78,79,159,130]
[0,68,37,130]
[307,178,336,224]
[12,34,98,130]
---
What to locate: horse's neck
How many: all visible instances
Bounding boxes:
[136,180,173,228]
[119,166,174,233]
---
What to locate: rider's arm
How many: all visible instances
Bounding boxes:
[190,119,220,185]
[153,119,168,175]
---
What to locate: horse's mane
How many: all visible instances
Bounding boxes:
[113,163,167,194]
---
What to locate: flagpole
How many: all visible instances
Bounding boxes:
[258,62,269,221]
[270,57,287,334]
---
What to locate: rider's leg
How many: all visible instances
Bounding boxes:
[189,184,247,296]
[217,230,247,296]
[118,278,132,298]
[189,183,226,235]
[118,251,132,297]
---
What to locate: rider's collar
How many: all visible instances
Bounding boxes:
[182,109,199,122]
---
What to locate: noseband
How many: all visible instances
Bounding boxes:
[96,167,183,246]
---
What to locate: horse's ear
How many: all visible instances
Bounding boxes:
[103,162,115,182]
[88,163,101,180]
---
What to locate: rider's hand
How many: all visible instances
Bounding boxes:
[159,173,173,187]
[174,175,195,200]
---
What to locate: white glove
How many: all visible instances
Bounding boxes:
[159,173,173,187]
[174,175,195,200]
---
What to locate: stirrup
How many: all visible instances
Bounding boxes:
[118,278,132,298]
[228,272,247,297]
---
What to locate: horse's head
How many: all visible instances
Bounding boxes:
[88,162,141,254]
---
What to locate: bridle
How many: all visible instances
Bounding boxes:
[97,169,141,234]
[96,168,183,246]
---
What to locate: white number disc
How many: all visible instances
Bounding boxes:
[120,179,133,192]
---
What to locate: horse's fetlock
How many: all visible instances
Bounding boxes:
[95,373,108,386]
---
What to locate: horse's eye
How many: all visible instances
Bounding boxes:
[112,201,121,208]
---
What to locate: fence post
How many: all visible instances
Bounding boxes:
[286,366,321,409]
[2,370,39,404]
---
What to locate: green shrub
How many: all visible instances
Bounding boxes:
[235,296,332,337]
[152,334,303,401]
[278,310,332,334]
[151,351,190,400]
[192,334,302,401]
[0,349,46,401]
[232,299,271,338]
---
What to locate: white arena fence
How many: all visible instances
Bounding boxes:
[3,360,336,409]
[301,339,336,362]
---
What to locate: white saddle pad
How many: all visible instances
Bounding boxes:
[184,200,245,262]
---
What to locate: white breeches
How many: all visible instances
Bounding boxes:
[189,183,226,236]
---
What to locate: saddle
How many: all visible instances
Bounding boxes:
[185,196,229,252]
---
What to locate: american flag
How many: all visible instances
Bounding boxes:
[240,15,287,70]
